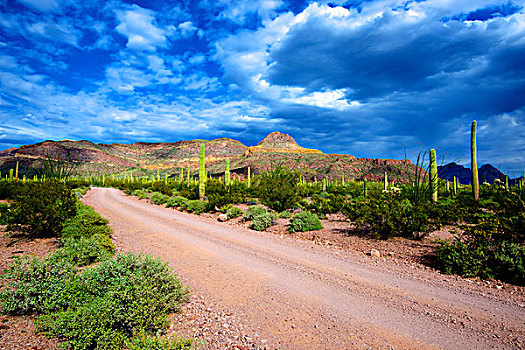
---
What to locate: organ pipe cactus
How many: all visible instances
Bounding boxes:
[429,148,438,203]
[199,143,206,200]
[225,158,231,186]
[471,120,479,201]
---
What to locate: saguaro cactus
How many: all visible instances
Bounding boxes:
[471,120,479,201]
[383,172,388,191]
[363,179,367,197]
[429,148,438,203]
[179,168,184,184]
[247,167,251,188]
[199,143,206,200]
[225,158,231,186]
[453,176,457,196]
[15,161,19,180]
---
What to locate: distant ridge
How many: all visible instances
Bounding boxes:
[0,131,418,183]
[438,162,522,185]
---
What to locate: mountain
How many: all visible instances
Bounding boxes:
[438,162,520,184]
[0,132,417,183]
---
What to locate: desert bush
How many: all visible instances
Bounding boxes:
[184,200,211,215]
[435,217,525,285]
[33,253,188,350]
[0,181,18,200]
[250,211,277,231]
[0,203,9,224]
[0,256,77,314]
[343,195,438,239]
[125,330,196,350]
[226,206,243,219]
[288,211,323,233]
[279,210,292,219]
[132,189,151,199]
[257,166,300,212]
[243,205,267,221]
[62,202,112,240]
[304,193,345,218]
[52,235,113,267]
[206,179,248,210]
[150,192,170,205]
[7,181,77,238]
[148,181,173,196]
[166,196,188,208]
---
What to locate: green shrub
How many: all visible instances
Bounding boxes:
[150,192,170,205]
[62,202,112,240]
[279,210,292,219]
[0,203,9,224]
[257,166,301,212]
[166,196,188,208]
[206,179,248,210]
[0,256,78,314]
[125,331,196,350]
[243,205,267,221]
[435,239,491,278]
[149,182,173,196]
[184,200,210,215]
[226,206,243,219]
[132,189,151,199]
[36,253,188,350]
[250,211,277,231]
[288,211,323,233]
[52,235,113,267]
[7,181,77,238]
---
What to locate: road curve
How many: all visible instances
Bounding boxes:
[84,187,524,350]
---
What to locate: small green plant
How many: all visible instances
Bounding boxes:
[250,211,277,231]
[243,206,267,221]
[184,200,210,215]
[166,196,188,208]
[226,206,243,219]
[279,210,292,219]
[125,330,197,350]
[288,211,323,233]
[150,192,170,205]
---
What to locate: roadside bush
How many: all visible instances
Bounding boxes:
[304,193,345,218]
[250,211,277,231]
[0,181,18,200]
[226,206,243,220]
[7,181,77,238]
[257,166,300,212]
[34,253,188,350]
[125,331,196,350]
[0,203,9,224]
[435,217,525,285]
[52,235,113,267]
[62,202,112,240]
[184,200,210,215]
[166,196,188,208]
[288,211,323,233]
[149,182,173,196]
[0,256,77,314]
[279,210,292,219]
[206,180,247,210]
[343,195,438,239]
[132,189,151,199]
[150,192,170,205]
[243,206,267,221]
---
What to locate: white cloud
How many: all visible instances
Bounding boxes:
[178,21,197,37]
[115,5,167,52]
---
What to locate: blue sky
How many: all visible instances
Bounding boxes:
[0,0,524,175]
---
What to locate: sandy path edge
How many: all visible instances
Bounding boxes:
[84,187,525,350]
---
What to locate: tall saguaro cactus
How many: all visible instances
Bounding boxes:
[383,172,388,191]
[429,148,438,203]
[225,158,231,186]
[247,167,251,188]
[199,143,206,200]
[471,120,479,201]
[15,161,19,180]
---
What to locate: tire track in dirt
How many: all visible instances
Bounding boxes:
[84,188,525,350]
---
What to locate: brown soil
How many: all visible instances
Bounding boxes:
[82,188,524,350]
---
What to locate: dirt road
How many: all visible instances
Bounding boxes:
[84,188,524,350]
